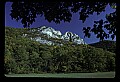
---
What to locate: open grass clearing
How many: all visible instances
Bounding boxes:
[5,72,115,78]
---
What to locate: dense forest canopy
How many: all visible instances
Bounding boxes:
[89,40,116,53]
[5,27,115,74]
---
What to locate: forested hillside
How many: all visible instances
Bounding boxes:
[89,40,116,53]
[5,27,115,74]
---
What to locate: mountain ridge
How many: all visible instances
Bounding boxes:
[22,26,87,45]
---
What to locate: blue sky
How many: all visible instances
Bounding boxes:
[5,2,116,44]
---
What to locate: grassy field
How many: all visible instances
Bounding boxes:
[5,72,115,78]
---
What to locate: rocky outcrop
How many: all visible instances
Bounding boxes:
[23,26,87,45]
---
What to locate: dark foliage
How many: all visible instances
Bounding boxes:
[5,27,115,74]
[9,2,116,41]
[89,40,116,53]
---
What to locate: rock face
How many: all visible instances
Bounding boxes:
[23,26,87,45]
[62,32,86,44]
[40,26,62,38]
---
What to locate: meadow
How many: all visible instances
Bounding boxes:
[5,72,115,78]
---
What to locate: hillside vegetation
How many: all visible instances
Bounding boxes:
[5,27,115,74]
[89,40,116,53]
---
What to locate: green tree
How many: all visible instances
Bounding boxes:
[40,50,53,72]
[105,51,115,71]
[12,45,30,73]
[4,48,17,74]
[28,51,40,73]
[52,46,70,73]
